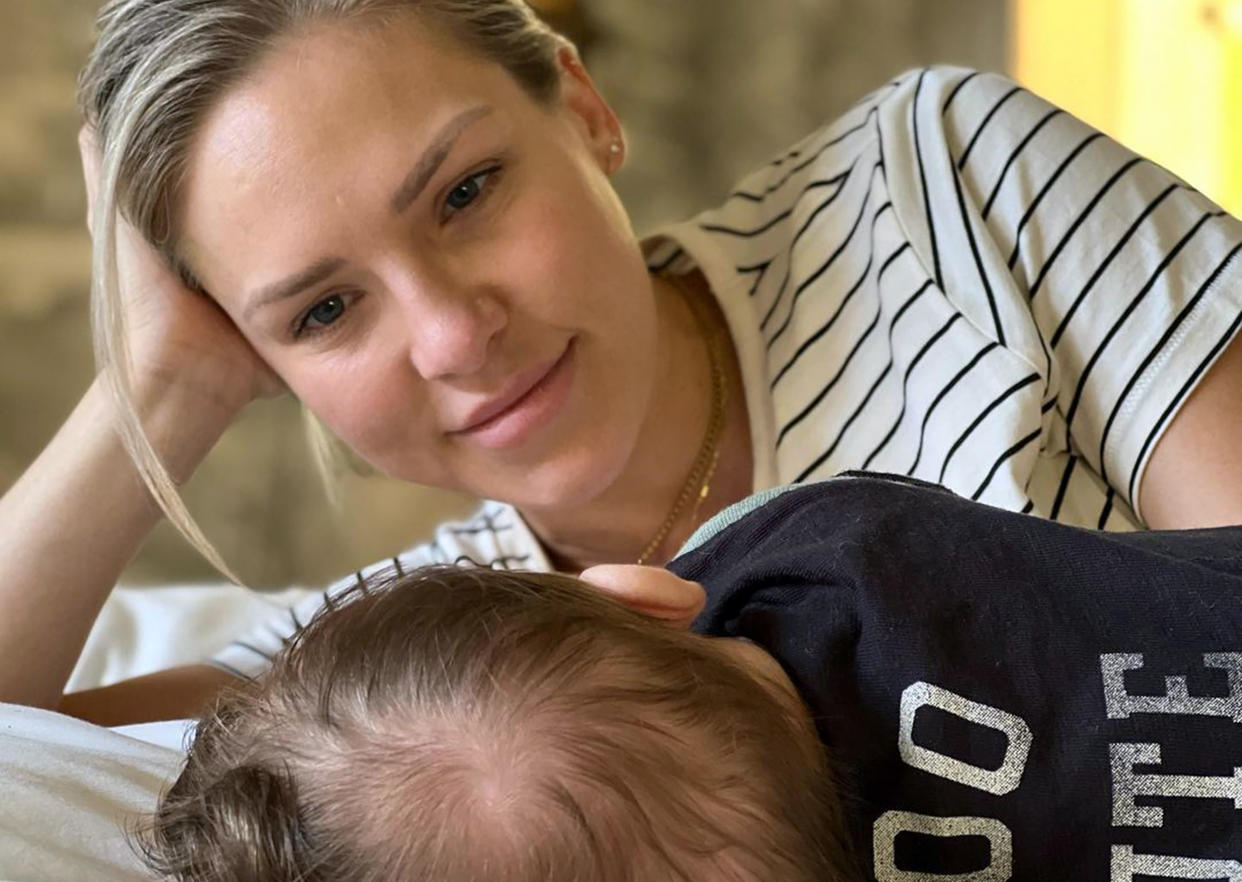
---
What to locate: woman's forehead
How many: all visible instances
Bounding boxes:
[202,19,525,155]
[176,19,542,291]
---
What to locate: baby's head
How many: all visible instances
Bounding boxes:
[141,566,854,881]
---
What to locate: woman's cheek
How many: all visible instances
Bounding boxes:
[283,355,399,449]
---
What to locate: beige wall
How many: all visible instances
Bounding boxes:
[0,0,1008,589]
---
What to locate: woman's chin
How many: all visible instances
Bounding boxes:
[486,445,632,512]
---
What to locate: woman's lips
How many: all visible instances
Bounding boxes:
[450,339,576,449]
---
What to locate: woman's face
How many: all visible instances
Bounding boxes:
[177,19,657,508]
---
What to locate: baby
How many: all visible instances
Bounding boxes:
[139,565,857,882]
[142,474,1242,880]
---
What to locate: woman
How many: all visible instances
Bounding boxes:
[1,0,1239,724]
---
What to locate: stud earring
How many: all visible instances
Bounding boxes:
[608,140,623,172]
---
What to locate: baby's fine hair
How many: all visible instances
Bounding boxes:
[140,566,856,881]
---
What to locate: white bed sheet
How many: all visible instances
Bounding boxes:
[3,583,312,881]
[0,703,184,882]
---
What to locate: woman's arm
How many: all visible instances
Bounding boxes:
[0,128,280,712]
[58,664,240,726]
[1139,329,1242,528]
[0,375,232,710]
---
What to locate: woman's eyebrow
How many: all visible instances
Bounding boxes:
[389,104,494,214]
[243,105,494,319]
[244,257,346,320]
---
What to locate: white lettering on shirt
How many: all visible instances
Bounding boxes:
[898,681,1033,796]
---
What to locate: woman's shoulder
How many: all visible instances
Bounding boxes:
[714,65,993,196]
[660,67,995,248]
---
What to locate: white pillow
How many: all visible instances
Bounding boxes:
[0,703,185,882]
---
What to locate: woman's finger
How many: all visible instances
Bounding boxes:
[577,564,706,629]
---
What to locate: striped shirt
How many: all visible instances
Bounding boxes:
[212,66,1242,680]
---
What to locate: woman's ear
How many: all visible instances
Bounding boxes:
[578,565,706,629]
[552,46,625,173]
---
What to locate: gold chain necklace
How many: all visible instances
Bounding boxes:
[635,274,727,566]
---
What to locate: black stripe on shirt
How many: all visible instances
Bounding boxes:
[1096,243,1242,487]
[971,427,1042,501]
[768,95,883,172]
[878,241,912,278]
[481,510,510,555]
[1007,133,1105,270]
[1027,157,1143,301]
[777,293,886,448]
[750,167,862,330]
[732,163,852,208]
[862,313,964,469]
[889,279,936,328]
[267,623,295,649]
[956,85,1022,172]
[229,640,273,663]
[209,660,252,681]
[795,360,896,483]
[856,76,905,117]
[938,374,1041,483]
[747,107,879,202]
[452,553,490,568]
[1127,308,1242,504]
[912,69,944,290]
[746,265,768,298]
[946,133,1007,346]
[447,523,515,536]
[761,171,878,338]
[1098,487,1116,529]
[489,555,532,570]
[942,70,983,116]
[645,245,683,276]
[770,250,877,386]
[906,342,1001,475]
[982,109,1064,220]
[1049,183,1183,349]
[1063,211,1221,434]
[783,278,935,460]
[1049,455,1079,520]
[700,207,793,239]
[789,170,863,246]
[708,163,856,249]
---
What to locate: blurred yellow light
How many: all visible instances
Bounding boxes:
[1013,0,1241,217]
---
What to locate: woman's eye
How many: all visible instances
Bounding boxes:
[442,166,501,220]
[296,293,352,337]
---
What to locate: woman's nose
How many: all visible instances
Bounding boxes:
[399,286,508,381]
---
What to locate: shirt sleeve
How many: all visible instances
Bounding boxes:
[206,545,443,681]
[207,501,548,680]
[879,66,1242,518]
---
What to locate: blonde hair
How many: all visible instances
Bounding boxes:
[139,566,857,881]
[76,0,572,579]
